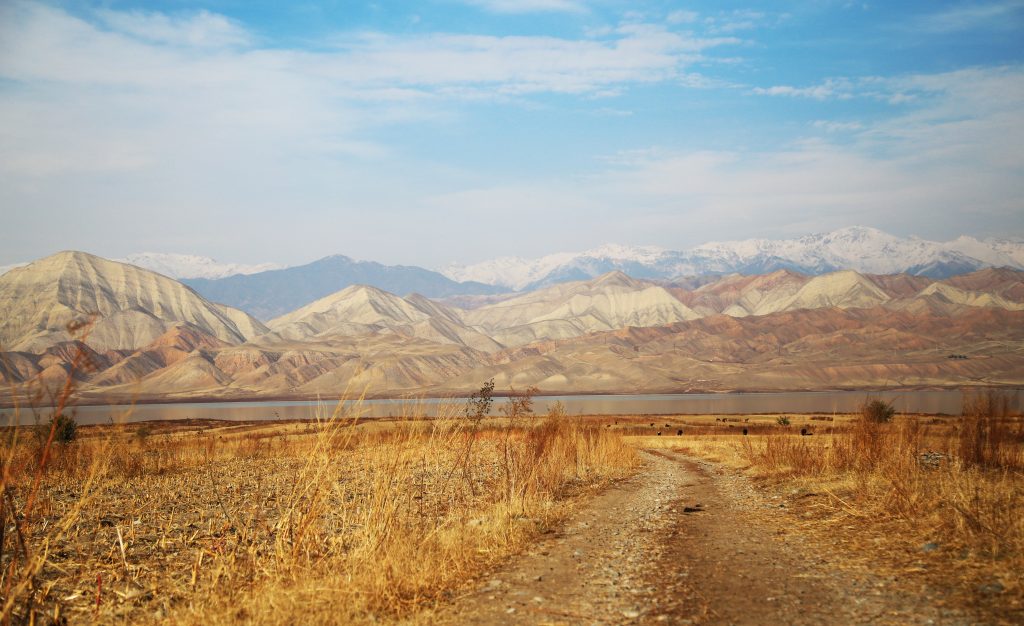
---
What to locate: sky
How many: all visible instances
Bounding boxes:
[0,0,1022,268]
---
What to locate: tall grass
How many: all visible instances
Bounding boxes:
[741,390,1024,569]
[0,371,637,624]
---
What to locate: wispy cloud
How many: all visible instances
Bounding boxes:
[667,10,699,25]
[434,65,1024,248]
[752,80,851,100]
[459,0,588,14]
[916,0,1024,33]
[0,1,739,179]
[322,25,736,95]
[811,120,863,133]
[96,8,252,48]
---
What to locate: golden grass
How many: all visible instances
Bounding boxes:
[674,391,1024,614]
[1,399,638,624]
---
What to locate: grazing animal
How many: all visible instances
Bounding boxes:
[677,429,683,436]
[742,428,748,436]
[801,428,812,436]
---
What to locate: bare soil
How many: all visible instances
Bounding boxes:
[434,449,987,625]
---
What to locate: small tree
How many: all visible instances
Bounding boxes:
[862,399,895,423]
[776,415,791,426]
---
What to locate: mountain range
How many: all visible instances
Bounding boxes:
[1,250,1021,404]
[3,229,1022,321]
[443,227,1024,290]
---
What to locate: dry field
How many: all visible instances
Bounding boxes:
[3,386,1023,624]
[0,396,638,624]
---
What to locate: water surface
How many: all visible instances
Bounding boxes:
[5,389,1021,425]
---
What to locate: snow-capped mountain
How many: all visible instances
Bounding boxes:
[443,227,1024,290]
[115,253,281,279]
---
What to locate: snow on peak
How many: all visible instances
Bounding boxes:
[441,227,1024,290]
[116,253,281,279]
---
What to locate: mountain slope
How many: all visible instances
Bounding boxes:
[184,254,504,321]
[0,251,262,353]
[265,285,502,352]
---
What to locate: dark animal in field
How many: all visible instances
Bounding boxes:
[800,428,812,436]
[677,429,683,436]
[742,428,748,436]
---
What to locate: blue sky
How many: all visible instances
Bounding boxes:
[0,0,1022,267]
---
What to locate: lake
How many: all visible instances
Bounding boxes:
[4,388,1021,425]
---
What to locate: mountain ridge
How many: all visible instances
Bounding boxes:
[0,251,267,353]
[1,255,1022,403]
[443,227,1024,290]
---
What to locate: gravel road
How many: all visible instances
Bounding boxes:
[435,449,980,625]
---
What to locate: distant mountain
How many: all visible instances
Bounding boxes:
[0,251,267,353]
[183,255,505,321]
[116,253,281,279]
[442,227,1024,290]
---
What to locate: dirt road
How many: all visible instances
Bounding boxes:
[435,450,977,625]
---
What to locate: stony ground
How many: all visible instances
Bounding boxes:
[433,450,986,625]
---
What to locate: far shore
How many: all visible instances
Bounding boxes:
[2,383,1020,411]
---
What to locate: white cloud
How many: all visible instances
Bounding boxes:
[751,78,854,100]
[460,0,588,14]
[0,1,738,181]
[916,1,1024,33]
[667,10,699,24]
[811,120,863,132]
[96,8,252,48]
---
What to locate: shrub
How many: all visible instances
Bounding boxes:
[48,413,77,444]
[547,400,567,420]
[465,378,494,422]
[861,399,895,423]
[776,416,791,426]
[501,385,538,421]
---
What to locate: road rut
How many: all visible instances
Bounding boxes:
[435,449,975,625]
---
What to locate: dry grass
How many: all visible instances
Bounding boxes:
[702,391,1024,615]
[0,393,638,624]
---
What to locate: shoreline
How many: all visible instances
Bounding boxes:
[2,382,1019,410]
